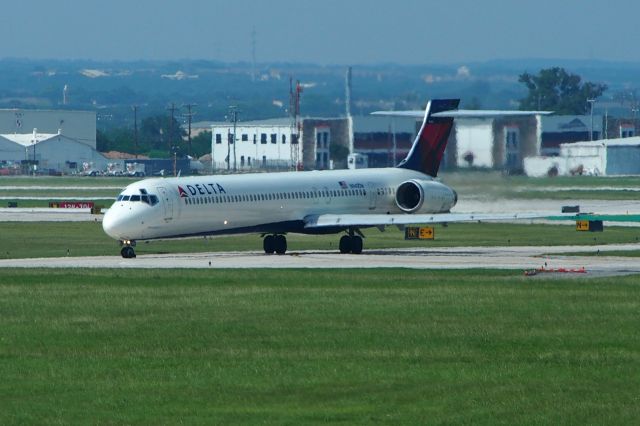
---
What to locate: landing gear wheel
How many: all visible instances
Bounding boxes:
[339,235,352,254]
[274,235,287,254]
[351,236,363,254]
[120,246,136,258]
[263,235,275,254]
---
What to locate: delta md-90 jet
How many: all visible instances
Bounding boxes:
[103,99,545,258]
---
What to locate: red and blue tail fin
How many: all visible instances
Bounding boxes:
[397,99,459,177]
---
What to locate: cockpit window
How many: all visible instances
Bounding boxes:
[118,191,158,205]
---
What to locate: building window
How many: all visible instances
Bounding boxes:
[228,133,234,144]
[291,134,298,144]
[261,133,267,144]
[215,134,222,144]
[271,133,277,144]
[241,156,245,166]
[253,134,257,144]
[282,134,286,144]
[242,134,248,141]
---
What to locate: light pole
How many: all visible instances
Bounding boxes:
[587,99,596,141]
[228,106,239,172]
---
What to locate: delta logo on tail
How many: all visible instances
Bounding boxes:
[178,186,189,198]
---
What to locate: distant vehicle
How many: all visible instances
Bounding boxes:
[103,99,551,258]
[126,162,146,177]
[347,153,368,169]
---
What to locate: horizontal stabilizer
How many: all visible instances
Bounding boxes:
[372,109,553,118]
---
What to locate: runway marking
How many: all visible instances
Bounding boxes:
[0,246,638,276]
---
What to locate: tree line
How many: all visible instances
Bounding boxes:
[97,67,608,158]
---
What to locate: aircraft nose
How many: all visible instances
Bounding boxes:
[102,208,121,240]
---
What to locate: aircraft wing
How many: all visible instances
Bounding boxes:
[304,212,551,229]
[371,109,552,118]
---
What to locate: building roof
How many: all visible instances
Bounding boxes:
[0,131,60,147]
[561,136,640,149]
[541,115,603,133]
[194,118,292,129]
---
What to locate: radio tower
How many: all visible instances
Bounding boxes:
[289,77,303,170]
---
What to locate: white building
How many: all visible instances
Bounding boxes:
[209,117,350,171]
[524,137,640,177]
[452,116,540,171]
[0,109,97,148]
[210,118,300,170]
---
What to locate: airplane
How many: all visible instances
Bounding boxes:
[103,99,549,258]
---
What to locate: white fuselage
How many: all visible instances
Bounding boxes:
[102,168,456,242]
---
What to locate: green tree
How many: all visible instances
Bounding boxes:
[140,114,186,154]
[190,131,212,158]
[330,143,350,163]
[97,128,136,153]
[519,67,607,114]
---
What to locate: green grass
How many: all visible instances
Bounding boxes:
[1,268,639,424]
[2,199,114,208]
[440,171,640,200]
[0,175,136,186]
[2,221,640,259]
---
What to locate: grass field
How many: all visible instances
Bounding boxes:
[1,268,639,424]
[2,221,640,259]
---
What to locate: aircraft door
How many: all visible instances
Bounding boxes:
[156,186,174,221]
[367,182,377,210]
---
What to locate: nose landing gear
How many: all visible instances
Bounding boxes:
[119,240,136,258]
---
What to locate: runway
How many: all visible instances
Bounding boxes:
[1,244,638,275]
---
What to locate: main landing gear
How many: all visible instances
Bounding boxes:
[263,234,287,254]
[120,240,136,258]
[339,228,363,254]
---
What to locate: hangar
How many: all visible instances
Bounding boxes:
[0,109,97,148]
[0,129,108,174]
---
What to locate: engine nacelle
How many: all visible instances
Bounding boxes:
[395,179,457,213]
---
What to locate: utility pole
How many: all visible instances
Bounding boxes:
[183,103,197,157]
[167,103,177,176]
[132,105,139,159]
[587,99,596,141]
[289,78,303,170]
[228,106,239,171]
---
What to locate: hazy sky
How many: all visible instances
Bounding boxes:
[2,0,639,64]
